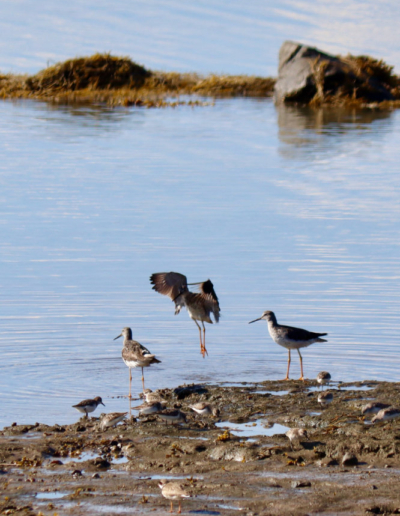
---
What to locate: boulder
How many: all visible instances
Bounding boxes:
[274,41,394,104]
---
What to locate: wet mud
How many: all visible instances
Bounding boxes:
[1,380,400,515]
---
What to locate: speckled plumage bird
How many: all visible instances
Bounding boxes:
[249,311,327,380]
[317,371,331,388]
[114,327,161,397]
[371,407,400,423]
[361,402,390,416]
[150,272,220,358]
[189,402,220,417]
[286,428,309,449]
[101,412,127,430]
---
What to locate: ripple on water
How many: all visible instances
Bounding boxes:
[215,420,290,437]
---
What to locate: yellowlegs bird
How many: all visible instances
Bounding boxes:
[150,272,220,358]
[249,311,327,381]
[72,396,105,418]
[114,327,161,397]
[158,480,191,514]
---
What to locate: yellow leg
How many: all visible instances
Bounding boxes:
[297,349,304,381]
[178,500,182,513]
[194,320,205,357]
[170,500,173,513]
[202,321,208,357]
[284,350,291,380]
[141,367,145,392]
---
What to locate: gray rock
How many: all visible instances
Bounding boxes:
[274,41,393,104]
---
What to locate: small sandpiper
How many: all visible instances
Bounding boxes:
[361,402,390,416]
[158,409,187,425]
[317,371,331,388]
[142,388,166,404]
[114,327,161,397]
[101,412,127,430]
[72,396,105,418]
[249,311,327,381]
[286,428,309,450]
[189,402,220,417]
[132,401,167,415]
[158,480,191,514]
[318,391,333,407]
[371,407,400,423]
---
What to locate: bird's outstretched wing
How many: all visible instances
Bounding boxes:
[199,279,220,323]
[150,272,188,314]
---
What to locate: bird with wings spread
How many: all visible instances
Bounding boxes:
[150,272,220,358]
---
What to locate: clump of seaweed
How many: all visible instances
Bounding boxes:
[26,53,151,93]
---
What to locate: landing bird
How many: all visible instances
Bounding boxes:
[72,396,105,418]
[150,272,220,358]
[114,327,161,397]
[158,480,191,514]
[249,311,327,381]
[317,371,331,388]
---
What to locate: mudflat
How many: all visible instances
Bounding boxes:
[1,380,400,515]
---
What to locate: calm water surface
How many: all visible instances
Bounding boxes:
[1,99,400,427]
[1,1,400,427]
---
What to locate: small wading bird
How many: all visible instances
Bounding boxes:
[158,480,191,514]
[249,311,327,381]
[72,396,105,418]
[114,327,161,397]
[317,371,331,388]
[150,272,220,358]
[101,412,127,430]
[286,428,309,450]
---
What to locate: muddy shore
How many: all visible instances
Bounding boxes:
[1,380,400,515]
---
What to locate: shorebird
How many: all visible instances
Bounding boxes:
[150,272,220,358]
[249,311,327,381]
[317,371,331,388]
[132,401,167,415]
[142,388,165,404]
[158,409,187,425]
[318,391,333,407]
[101,412,127,430]
[286,428,309,450]
[114,327,161,397]
[371,407,400,423]
[72,396,105,418]
[158,480,191,514]
[361,402,390,416]
[189,402,220,417]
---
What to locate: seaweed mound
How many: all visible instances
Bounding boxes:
[26,53,151,92]
[274,41,399,105]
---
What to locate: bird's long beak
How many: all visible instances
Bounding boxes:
[101,402,105,406]
[248,317,262,324]
[187,281,202,285]
[114,334,122,340]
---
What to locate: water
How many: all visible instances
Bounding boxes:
[216,421,290,437]
[1,3,400,429]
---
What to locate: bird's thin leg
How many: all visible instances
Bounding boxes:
[141,367,145,393]
[284,350,291,380]
[202,321,208,357]
[129,368,132,399]
[170,501,173,513]
[194,319,204,357]
[297,349,304,381]
[178,500,182,514]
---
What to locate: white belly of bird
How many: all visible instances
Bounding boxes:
[123,359,143,369]
[78,405,96,413]
[268,325,314,350]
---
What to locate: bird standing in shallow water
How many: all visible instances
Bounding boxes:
[114,327,161,397]
[72,396,105,418]
[150,272,220,358]
[249,311,327,381]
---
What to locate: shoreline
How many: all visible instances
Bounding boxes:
[2,379,400,515]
